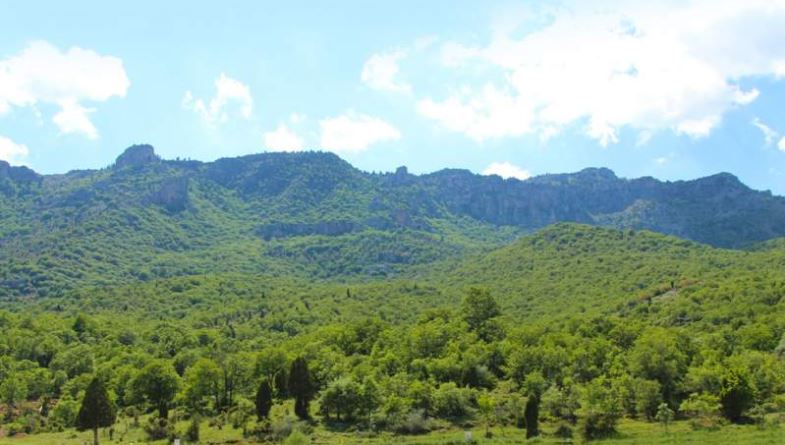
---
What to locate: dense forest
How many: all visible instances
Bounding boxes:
[1,149,785,444]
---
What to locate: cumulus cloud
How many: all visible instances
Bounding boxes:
[779,137,785,153]
[0,136,29,164]
[264,124,305,152]
[319,112,401,153]
[0,41,129,139]
[361,49,410,93]
[482,161,531,180]
[415,1,785,144]
[183,73,253,125]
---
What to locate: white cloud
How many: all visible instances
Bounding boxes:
[182,73,253,125]
[752,118,779,145]
[361,49,410,93]
[482,161,531,180]
[53,100,97,139]
[0,41,129,138]
[415,1,785,144]
[319,112,401,153]
[779,137,785,153]
[417,84,533,142]
[0,136,29,164]
[264,124,305,152]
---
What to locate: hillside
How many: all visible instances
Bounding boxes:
[2,223,784,443]
[2,144,785,299]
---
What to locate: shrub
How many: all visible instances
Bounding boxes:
[284,429,311,445]
[144,416,175,441]
[433,383,476,419]
[680,393,723,430]
[391,410,431,435]
[185,416,200,442]
[577,379,621,440]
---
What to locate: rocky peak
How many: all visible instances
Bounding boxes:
[0,161,41,183]
[389,166,412,185]
[115,144,160,169]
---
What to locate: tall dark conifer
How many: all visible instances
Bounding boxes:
[255,379,273,420]
[76,378,116,445]
[287,357,314,419]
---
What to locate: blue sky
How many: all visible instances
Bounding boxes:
[2,1,785,194]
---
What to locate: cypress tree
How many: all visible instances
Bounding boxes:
[255,379,273,420]
[76,377,116,445]
[287,357,314,419]
[525,394,540,438]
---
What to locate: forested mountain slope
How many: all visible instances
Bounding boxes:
[1,223,784,443]
[2,144,785,299]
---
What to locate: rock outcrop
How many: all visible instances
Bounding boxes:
[115,144,160,169]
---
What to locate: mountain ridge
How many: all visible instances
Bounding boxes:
[2,144,785,298]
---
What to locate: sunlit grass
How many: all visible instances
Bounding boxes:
[2,418,784,445]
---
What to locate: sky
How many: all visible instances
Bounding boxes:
[2,1,785,194]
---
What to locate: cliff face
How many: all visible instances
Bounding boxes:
[7,145,785,248]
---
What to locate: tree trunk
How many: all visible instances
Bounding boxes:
[93,427,99,445]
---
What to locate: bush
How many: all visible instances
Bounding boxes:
[391,410,431,435]
[634,379,662,421]
[433,383,476,419]
[554,422,573,438]
[284,429,311,445]
[577,379,621,440]
[50,398,79,429]
[680,393,724,430]
[185,416,200,442]
[144,416,175,441]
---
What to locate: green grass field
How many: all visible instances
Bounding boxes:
[2,418,784,445]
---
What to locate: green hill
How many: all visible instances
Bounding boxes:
[3,145,785,299]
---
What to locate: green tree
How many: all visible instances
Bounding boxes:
[131,361,180,418]
[477,392,496,438]
[0,374,27,409]
[255,379,273,420]
[288,357,315,420]
[461,288,503,341]
[655,403,674,432]
[577,378,621,441]
[75,378,116,445]
[719,367,755,423]
[634,379,662,421]
[680,392,722,430]
[183,358,222,414]
[523,372,546,438]
[629,328,687,404]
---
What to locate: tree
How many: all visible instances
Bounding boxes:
[183,358,222,414]
[477,392,496,438]
[0,374,27,409]
[719,367,755,422]
[131,361,180,418]
[256,347,289,398]
[655,403,674,432]
[76,377,116,445]
[523,372,546,438]
[461,288,503,341]
[287,357,315,419]
[577,378,621,440]
[318,377,363,422]
[629,328,687,405]
[634,379,662,421]
[680,392,722,430]
[255,379,273,420]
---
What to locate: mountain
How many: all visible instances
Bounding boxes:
[2,144,785,298]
